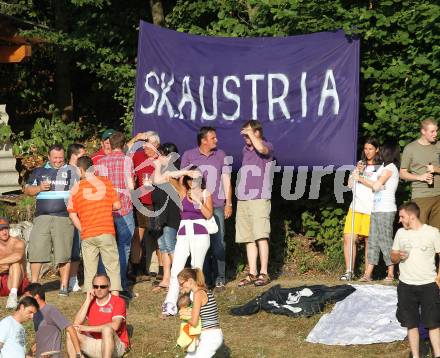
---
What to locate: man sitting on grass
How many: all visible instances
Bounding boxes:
[0,217,29,309]
[0,296,39,357]
[23,283,83,358]
[67,274,129,358]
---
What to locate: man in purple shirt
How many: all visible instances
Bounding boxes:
[23,283,82,358]
[236,120,274,287]
[180,127,232,288]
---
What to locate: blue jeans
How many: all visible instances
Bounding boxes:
[157,226,177,254]
[203,207,226,285]
[114,212,135,290]
[70,229,81,262]
[98,212,135,290]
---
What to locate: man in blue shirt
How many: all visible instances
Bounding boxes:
[24,144,75,297]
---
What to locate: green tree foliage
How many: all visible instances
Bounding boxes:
[165,1,439,269]
[4,1,438,144]
[2,1,439,269]
[0,0,150,134]
[12,107,82,156]
[166,0,440,146]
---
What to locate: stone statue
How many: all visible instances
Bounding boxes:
[0,105,20,193]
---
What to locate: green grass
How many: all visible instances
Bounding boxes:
[0,276,409,357]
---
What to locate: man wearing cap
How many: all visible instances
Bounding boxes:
[91,129,115,165]
[24,144,75,297]
[0,217,29,309]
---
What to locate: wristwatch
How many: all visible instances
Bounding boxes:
[76,353,82,358]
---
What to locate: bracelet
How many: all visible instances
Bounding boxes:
[226,203,233,207]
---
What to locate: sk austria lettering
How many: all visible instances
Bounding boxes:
[140,70,339,121]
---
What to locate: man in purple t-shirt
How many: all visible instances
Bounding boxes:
[181,127,233,288]
[23,283,82,358]
[236,120,275,287]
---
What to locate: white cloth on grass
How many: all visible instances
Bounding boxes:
[306,284,406,345]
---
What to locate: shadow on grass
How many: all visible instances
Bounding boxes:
[215,343,231,357]
[127,324,134,338]
[42,279,61,293]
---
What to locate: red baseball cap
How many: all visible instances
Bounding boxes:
[0,217,9,229]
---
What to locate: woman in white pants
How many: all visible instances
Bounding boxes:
[178,267,223,357]
[154,164,213,316]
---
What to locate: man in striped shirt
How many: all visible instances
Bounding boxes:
[67,156,122,294]
[24,144,75,296]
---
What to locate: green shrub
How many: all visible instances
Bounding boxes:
[0,124,12,144]
[3,196,36,223]
[12,107,82,157]
[301,206,346,271]
[284,220,316,274]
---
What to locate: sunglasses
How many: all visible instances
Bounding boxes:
[93,285,109,289]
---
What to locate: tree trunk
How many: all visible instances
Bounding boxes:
[149,0,165,26]
[54,0,73,122]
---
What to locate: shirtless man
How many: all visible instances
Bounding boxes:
[0,217,28,309]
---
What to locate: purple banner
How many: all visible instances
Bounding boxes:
[133,21,359,167]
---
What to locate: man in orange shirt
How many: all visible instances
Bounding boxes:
[67,156,122,294]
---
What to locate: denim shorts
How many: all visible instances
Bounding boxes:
[157,226,177,254]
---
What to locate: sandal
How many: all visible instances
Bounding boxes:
[358,275,372,282]
[254,274,271,287]
[339,272,353,281]
[238,274,257,287]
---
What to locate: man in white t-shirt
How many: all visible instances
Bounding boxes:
[0,296,39,358]
[391,202,440,358]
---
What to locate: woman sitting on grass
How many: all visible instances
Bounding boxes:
[177,268,223,358]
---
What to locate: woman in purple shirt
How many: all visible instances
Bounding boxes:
[154,164,214,316]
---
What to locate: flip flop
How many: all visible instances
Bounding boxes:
[152,285,168,293]
[383,276,394,284]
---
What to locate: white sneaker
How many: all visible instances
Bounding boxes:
[6,292,18,309]
[69,281,81,292]
[161,302,177,316]
[68,277,81,292]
